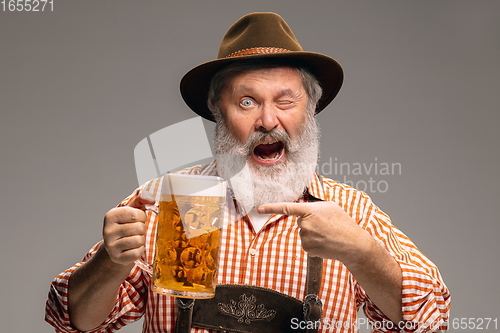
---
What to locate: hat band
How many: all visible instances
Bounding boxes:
[225,47,291,58]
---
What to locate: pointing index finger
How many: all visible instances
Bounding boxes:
[257,202,311,217]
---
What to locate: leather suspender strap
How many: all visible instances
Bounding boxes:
[303,178,325,332]
[306,255,323,296]
[304,256,324,333]
[175,298,195,333]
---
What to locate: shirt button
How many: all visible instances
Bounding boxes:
[249,249,257,256]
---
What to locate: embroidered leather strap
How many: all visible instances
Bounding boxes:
[191,284,302,332]
[175,255,324,333]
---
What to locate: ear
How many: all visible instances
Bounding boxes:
[212,109,219,122]
[207,100,219,122]
[310,102,318,117]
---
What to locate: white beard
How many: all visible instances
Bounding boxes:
[214,113,320,211]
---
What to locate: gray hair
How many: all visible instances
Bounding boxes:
[207,60,323,119]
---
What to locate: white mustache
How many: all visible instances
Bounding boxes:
[245,129,290,155]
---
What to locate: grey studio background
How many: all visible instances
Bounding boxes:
[1,1,499,332]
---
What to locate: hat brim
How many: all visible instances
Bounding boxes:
[180,51,343,122]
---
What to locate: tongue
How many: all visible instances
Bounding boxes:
[255,142,281,160]
[256,142,281,154]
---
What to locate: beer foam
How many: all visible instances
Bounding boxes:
[161,174,226,198]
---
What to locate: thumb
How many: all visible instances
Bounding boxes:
[127,190,156,211]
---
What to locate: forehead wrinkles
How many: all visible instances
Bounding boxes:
[225,67,306,96]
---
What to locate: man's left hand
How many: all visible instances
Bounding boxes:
[259,201,404,323]
[258,201,373,263]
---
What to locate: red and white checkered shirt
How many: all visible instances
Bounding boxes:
[45,160,450,332]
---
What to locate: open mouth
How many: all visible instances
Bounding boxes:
[252,140,285,164]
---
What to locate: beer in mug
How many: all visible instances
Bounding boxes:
[151,174,226,298]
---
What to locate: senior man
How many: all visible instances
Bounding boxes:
[46,12,450,333]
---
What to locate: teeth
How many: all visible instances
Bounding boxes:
[257,152,280,161]
[261,140,278,146]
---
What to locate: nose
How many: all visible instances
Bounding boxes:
[255,103,279,132]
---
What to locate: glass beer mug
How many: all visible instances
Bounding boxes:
[136,173,226,299]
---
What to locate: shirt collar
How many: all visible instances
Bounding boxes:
[307,172,326,201]
[199,159,219,176]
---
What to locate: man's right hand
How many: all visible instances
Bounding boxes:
[102,190,155,266]
[68,190,155,331]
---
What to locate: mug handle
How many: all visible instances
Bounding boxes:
[133,205,158,276]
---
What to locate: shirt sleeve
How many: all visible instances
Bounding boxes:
[45,187,148,333]
[356,198,451,332]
